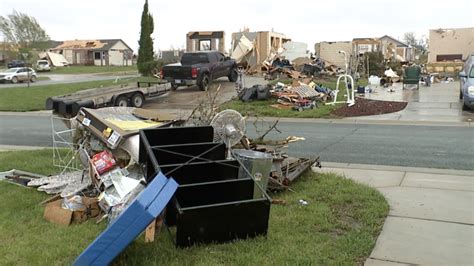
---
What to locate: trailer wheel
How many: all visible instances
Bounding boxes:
[115,95,129,107]
[131,93,145,108]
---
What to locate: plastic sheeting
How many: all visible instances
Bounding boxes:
[231,35,254,63]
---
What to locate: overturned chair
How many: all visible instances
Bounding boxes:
[402,66,421,90]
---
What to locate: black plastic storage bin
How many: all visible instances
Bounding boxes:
[169,178,271,247]
[139,126,271,248]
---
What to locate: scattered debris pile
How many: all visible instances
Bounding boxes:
[0,101,320,263]
[238,79,335,112]
[260,54,342,80]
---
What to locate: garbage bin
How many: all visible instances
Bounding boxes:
[233,149,273,196]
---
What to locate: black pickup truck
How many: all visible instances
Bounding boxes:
[161,51,238,91]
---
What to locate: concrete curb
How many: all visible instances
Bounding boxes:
[321,161,474,176]
[246,116,471,127]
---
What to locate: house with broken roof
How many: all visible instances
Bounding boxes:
[186,31,226,53]
[314,41,352,68]
[379,35,414,62]
[352,36,414,62]
[428,27,474,63]
[51,39,133,66]
[230,30,291,69]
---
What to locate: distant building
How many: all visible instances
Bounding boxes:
[158,49,185,63]
[314,41,352,68]
[428,27,474,63]
[351,35,414,62]
[231,30,291,67]
[352,37,380,55]
[52,39,133,66]
[186,31,225,53]
[379,35,414,62]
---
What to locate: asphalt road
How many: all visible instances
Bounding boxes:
[1,114,473,171]
[0,73,139,88]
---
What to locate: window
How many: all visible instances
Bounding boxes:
[469,67,474,78]
[199,40,211,51]
[436,54,462,62]
[94,52,101,60]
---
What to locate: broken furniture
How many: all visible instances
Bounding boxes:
[139,126,271,247]
[76,107,174,149]
[74,172,178,265]
[402,66,421,90]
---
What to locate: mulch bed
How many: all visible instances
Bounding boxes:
[332,97,407,117]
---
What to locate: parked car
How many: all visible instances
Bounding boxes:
[459,54,474,110]
[0,67,37,83]
[7,60,26,68]
[161,51,237,91]
[36,60,51,72]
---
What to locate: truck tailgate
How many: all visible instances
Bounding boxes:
[162,64,193,79]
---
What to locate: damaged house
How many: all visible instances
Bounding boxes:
[51,39,133,66]
[379,35,414,62]
[231,30,291,69]
[314,41,352,69]
[186,31,226,53]
[352,36,414,62]
[428,27,474,63]
[426,27,474,74]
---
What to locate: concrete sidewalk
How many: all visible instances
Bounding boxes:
[313,162,474,266]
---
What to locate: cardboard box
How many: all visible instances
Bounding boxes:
[44,197,100,225]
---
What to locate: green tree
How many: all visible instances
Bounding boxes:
[137,0,155,76]
[0,10,49,48]
[403,32,417,47]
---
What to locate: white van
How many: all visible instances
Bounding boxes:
[36,60,51,72]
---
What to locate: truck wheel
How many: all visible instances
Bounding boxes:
[228,68,238,82]
[199,75,209,91]
[11,76,18,84]
[131,93,145,108]
[115,96,129,107]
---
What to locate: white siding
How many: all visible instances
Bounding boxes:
[107,41,133,66]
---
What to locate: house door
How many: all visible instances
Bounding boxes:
[76,53,81,64]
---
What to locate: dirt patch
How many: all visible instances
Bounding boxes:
[332,97,407,117]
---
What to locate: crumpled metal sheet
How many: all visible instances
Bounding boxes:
[27,170,91,196]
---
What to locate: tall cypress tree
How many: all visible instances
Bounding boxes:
[137,0,154,76]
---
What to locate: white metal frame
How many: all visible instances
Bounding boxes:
[51,115,82,173]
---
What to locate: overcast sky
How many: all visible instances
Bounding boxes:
[1,0,473,53]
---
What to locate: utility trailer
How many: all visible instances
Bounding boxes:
[46,81,171,117]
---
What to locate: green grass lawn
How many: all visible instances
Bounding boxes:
[51,65,137,74]
[0,149,388,265]
[221,98,342,118]
[0,79,139,112]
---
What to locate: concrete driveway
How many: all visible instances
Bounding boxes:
[142,75,265,118]
[353,81,474,123]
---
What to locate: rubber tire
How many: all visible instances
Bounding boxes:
[115,96,129,107]
[228,68,238,82]
[462,102,469,111]
[171,84,179,91]
[30,76,37,82]
[199,74,209,91]
[131,93,145,108]
[11,76,18,84]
